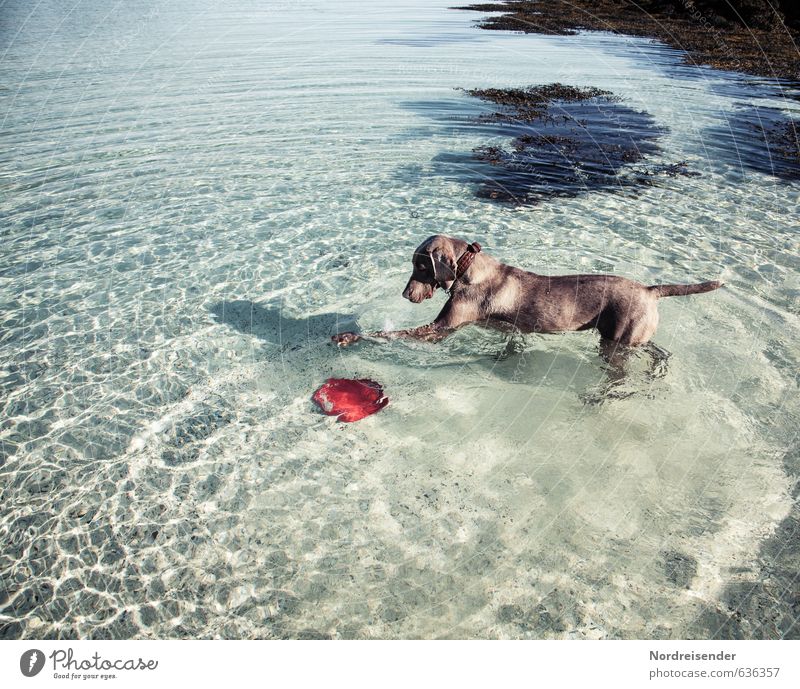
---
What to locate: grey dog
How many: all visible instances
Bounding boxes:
[332,234,722,350]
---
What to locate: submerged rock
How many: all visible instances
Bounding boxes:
[705,104,800,180]
[661,550,698,588]
[449,83,676,204]
[464,84,617,119]
[761,119,800,176]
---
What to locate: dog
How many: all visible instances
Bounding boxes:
[332,235,722,350]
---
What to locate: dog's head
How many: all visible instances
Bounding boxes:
[402,235,465,303]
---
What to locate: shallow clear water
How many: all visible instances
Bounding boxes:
[1,0,799,639]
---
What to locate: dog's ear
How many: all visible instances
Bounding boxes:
[428,245,457,290]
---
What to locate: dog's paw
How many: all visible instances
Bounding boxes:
[332,332,361,347]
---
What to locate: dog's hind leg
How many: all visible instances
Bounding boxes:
[641,341,671,381]
[599,338,630,377]
[581,338,633,405]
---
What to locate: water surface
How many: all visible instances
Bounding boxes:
[1,0,798,639]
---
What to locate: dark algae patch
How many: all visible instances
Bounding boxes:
[464,83,617,118]
[453,4,800,182]
[451,83,686,204]
[705,104,800,179]
[767,120,800,162]
[761,117,800,176]
[453,0,800,80]
[661,550,698,588]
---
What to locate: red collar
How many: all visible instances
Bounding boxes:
[450,242,481,289]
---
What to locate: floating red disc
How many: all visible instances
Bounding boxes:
[312,378,388,422]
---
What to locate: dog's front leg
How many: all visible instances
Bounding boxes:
[332,298,476,346]
[338,323,452,345]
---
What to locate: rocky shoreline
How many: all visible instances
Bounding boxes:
[453,0,800,80]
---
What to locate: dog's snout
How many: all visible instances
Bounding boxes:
[403,279,433,303]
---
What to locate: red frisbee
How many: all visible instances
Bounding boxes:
[312,378,388,422]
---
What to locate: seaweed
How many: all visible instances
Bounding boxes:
[453,1,800,80]
[449,83,677,204]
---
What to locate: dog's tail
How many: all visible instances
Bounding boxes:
[649,281,724,298]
